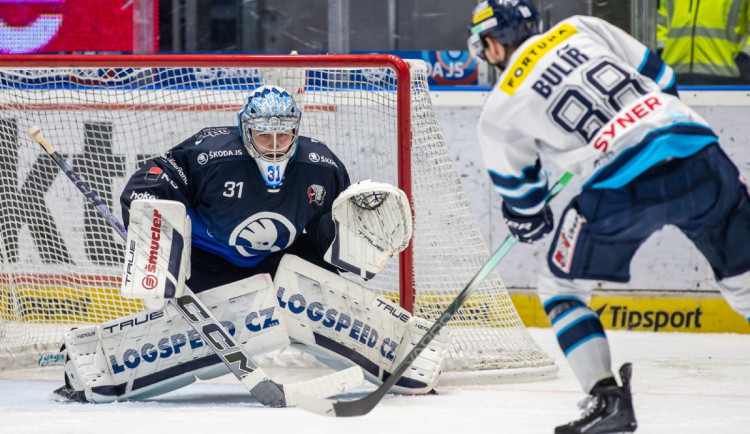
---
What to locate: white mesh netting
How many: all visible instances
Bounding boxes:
[0,55,555,380]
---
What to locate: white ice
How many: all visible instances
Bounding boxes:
[2,328,749,434]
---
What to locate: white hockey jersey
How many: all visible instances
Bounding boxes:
[478,15,719,215]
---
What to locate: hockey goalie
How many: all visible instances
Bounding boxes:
[55,85,451,403]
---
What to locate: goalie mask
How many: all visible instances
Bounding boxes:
[238,85,301,189]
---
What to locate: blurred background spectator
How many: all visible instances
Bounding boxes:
[657,0,750,84]
[0,1,631,55]
[740,35,750,81]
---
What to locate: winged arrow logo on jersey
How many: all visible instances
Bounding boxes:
[228,212,297,257]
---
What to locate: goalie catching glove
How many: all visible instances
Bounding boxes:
[325,180,412,279]
[121,199,191,310]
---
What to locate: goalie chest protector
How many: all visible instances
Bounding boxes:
[121,129,351,268]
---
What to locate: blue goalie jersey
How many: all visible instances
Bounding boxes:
[120,126,351,268]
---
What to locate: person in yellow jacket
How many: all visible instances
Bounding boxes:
[741,35,750,81]
[658,0,750,84]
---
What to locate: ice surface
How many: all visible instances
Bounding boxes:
[2,328,748,434]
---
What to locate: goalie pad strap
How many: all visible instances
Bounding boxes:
[311,332,428,390]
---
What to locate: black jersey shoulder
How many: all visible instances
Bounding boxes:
[170,126,248,168]
[293,136,347,173]
[181,126,243,151]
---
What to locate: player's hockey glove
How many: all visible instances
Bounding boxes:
[502,202,553,243]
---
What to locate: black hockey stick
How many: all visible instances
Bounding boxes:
[293,171,574,416]
[27,126,362,407]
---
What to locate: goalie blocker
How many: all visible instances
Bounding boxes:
[121,199,191,310]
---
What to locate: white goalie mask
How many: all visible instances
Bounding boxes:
[238,85,302,189]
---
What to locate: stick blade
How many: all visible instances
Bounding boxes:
[290,392,339,416]
[248,379,287,407]
[284,366,364,404]
[293,382,388,417]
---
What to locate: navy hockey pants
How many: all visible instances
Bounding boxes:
[547,143,750,283]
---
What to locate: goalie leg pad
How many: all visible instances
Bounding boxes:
[389,316,451,394]
[62,274,289,402]
[275,254,451,395]
[62,325,117,403]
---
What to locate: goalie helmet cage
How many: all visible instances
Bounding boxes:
[0,54,556,382]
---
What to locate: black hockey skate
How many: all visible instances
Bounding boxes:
[52,342,88,403]
[53,383,88,403]
[555,363,637,434]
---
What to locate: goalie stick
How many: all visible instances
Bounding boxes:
[27,126,363,408]
[292,171,574,417]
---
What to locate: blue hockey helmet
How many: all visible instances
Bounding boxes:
[467,0,541,61]
[238,85,302,189]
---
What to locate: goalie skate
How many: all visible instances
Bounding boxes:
[53,353,87,403]
[53,385,87,403]
[555,363,637,434]
[52,338,90,403]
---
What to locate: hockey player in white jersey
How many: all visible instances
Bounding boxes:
[468,1,750,433]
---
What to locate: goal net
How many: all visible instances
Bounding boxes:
[0,54,556,381]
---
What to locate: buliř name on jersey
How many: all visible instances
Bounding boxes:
[501,22,581,96]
